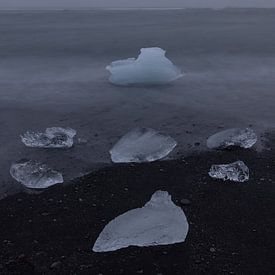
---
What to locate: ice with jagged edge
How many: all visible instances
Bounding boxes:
[209,160,249,182]
[207,128,257,150]
[21,127,76,148]
[93,191,189,252]
[10,159,63,189]
[110,128,177,163]
[106,47,183,85]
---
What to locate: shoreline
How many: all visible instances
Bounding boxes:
[0,147,274,274]
[1,9,275,199]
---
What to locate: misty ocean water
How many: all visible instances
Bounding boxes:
[0,9,275,198]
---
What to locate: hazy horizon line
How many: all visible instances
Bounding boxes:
[1,6,275,11]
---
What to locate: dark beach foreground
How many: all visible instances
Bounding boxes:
[0,146,274,274]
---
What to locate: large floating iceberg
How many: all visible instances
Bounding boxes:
[10,159,63,189]
[110,128,177,163]
[209,160,249,182]
[106,47,183,85]
[21,127,76,149]
[93,191,189,252]
[207,128,257,150]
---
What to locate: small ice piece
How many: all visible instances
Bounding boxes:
[207,128,257,149]
[93,191,189,252]
[21,127,76,148]
[76,137,88,145]
[10,159,63,189]
[110,128,177,163]
[209,160,249,182]
[106,47,183,85]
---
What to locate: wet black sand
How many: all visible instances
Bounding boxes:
[0,146,274,275]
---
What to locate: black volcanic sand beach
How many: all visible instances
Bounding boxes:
[0,147,275,274]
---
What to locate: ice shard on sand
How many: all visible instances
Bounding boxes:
[110,128,177,163]
[93,191,189,252]
[10,159,63,189]
[207,128,257,150]
[21,127,76,148]
[209,160,249,182]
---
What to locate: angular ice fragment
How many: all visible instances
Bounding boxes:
[93,191,189,252]
[21,127,76,148]
[207,128,257,150]
[209,160,249,182]
[110,128,177,163]
[10,159,63,189]
[106,47,183,85]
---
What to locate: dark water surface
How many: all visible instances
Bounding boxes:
[0,9,275,198]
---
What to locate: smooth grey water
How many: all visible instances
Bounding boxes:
[1,9,275,198]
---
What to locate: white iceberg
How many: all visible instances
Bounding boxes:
[110,128,177,163]
[207,128,257,150]
[21,127,76,148]
[209,160,249,182]
[93,191,189,252]
[10,159,63,189]
[106,47,183,85]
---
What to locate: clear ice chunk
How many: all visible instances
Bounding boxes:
[21,127,76,148]
[207,128,257,149]
[10,159,63,189]
[209,160,249,182]
[93,191,189,252]
[106,47,183,85]
[110,128,177,163]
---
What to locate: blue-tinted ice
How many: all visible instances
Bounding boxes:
[110,128,177,163]
[106,47,183,85]
[10,159,63,189]
[207,128,257,149]
[93,191,189,252]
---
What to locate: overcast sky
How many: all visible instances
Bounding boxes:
[1,0,275,9]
